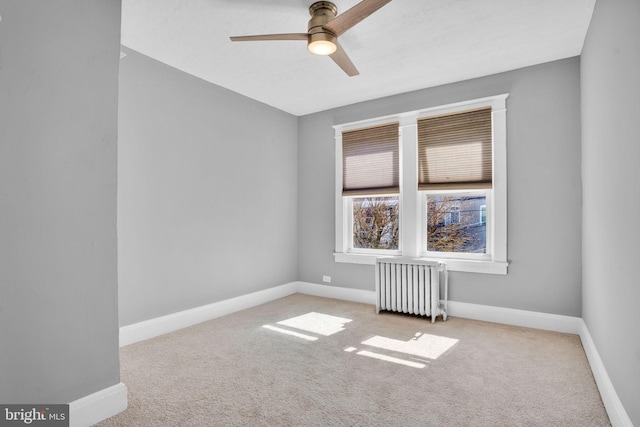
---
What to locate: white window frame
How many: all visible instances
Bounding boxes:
[333,94,508,275]
[347,194,401,256]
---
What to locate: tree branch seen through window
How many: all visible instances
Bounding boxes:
[352,197,399,250]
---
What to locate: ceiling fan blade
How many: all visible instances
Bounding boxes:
[323,0,391,36]
[230,33,308,42]
[329,42,359,77]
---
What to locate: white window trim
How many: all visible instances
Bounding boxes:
[333,94,509,275]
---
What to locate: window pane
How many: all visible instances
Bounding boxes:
[352,196,399,250]
[426,194,486,253]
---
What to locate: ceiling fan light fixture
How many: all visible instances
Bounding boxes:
[308,39,337,55]
[307,32,337,55]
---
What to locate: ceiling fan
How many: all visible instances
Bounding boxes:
[229,0,392,77]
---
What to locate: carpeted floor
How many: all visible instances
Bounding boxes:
[97,293,610,426]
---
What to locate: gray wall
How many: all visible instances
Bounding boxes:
[118,49,298,326]
[298,58,583,317]
[0,0,121,403]
[581,0,640,424]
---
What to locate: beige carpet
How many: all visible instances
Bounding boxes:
[97,294,610,426]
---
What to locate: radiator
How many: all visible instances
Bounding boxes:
[375,258,448,323]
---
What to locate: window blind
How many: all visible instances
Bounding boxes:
[342,122,399,196]
[417,107,492,191]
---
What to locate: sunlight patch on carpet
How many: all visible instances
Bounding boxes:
[262,312,353,341]
[362,332,459,360]
[276,312,353,336]
[262,325,318,341]
[356,350,426,368]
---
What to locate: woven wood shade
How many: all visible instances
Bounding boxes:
[342,122,399,196]
[418,107,493,190]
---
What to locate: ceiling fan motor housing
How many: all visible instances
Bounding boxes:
[308,1,338,54]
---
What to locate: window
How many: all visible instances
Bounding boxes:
[334,95,508,274]
[341,122,400,254]
[419,107,492,260]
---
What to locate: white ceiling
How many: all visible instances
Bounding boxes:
[121,0,595,116]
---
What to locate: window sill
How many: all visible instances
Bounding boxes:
[334,252,508,275]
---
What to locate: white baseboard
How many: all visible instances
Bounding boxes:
[578,321,633,427]
[444,300,583,334]
[120,283,298,347]
[296,281,376,305]
[117,281,631,426]
[69,382,127,427]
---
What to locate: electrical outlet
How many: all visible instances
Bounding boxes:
[322,275,332,283]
